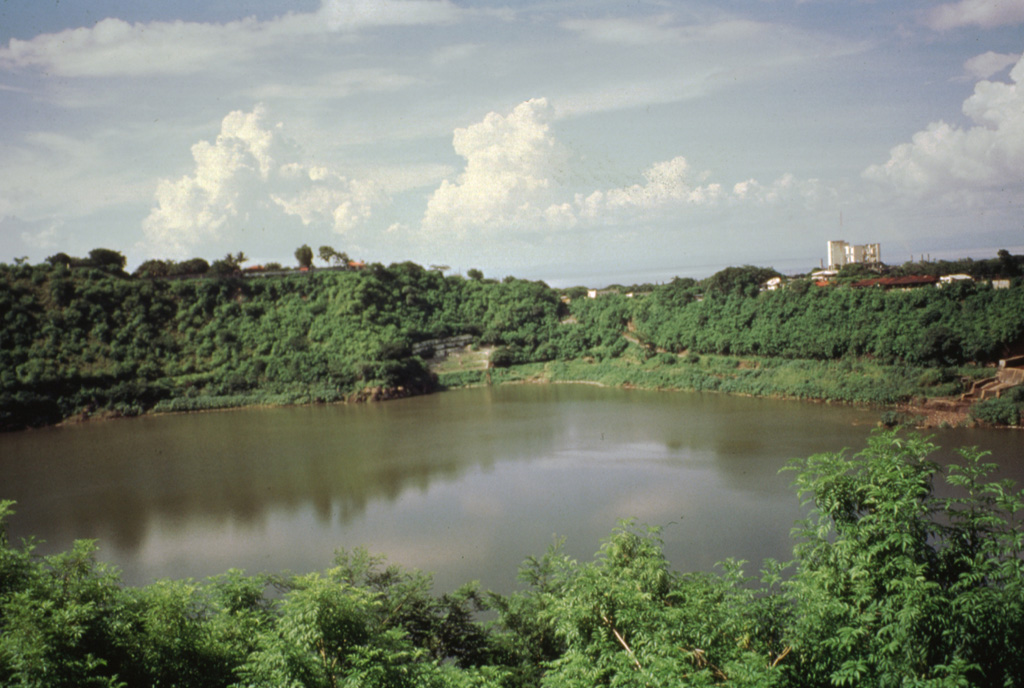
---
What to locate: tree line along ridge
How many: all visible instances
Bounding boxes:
[1,247,1023,431]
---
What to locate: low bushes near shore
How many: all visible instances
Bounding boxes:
[440,349,991,408]
[971,396,1021,426]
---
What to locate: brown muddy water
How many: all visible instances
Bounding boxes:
[2,385,1021,593]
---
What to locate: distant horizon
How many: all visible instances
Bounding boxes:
[16,242,1024,292]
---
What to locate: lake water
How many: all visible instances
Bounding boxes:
[2,385,1022,593]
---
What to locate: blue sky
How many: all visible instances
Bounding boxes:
[1,0,1022,286]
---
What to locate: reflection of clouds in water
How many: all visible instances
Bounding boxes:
[343,481,511,590]
[544,440,720,469]
[456,490,508,520]
[131,512,284,579]
[2,385,926,592]
[355,530,496,575]
[604,481,695,525]
[128,496,501,584]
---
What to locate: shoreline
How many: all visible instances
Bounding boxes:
[438,360,1019,430]
[440,374,999,430]
[11,364,1015,433]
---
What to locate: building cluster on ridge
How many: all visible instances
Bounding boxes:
[804,239,1010,291]
[827,240,881,270]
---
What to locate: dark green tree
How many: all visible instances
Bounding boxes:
[703,265,780,296]
[318,245,349,267]
[997,248,1020,277]
[87,248,127,272]
[45,252,74,268]
[173,257,210,275]
[783,430,1024,686]
[209,258,237,276]
[133,259,171,278]
[295,244,314,269]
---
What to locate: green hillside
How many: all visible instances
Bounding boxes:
[3,253,1023,431]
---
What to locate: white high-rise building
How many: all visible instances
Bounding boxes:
[828,240,881,269]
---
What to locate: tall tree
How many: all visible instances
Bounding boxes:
[45,252,74,268]
[997,249,1020,277]
[295,244,314,269]
[318,245,349,267]
[88,248,127,271]
[133,259,171,278]
[703,265,780,296]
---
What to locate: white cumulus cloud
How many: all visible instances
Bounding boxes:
[143,105,385,258]
[576,157,723,221]
[925,0,1024,30]
[731,174,833,207]
[422,97,827,239]
[421,98,571,235]
[863,53,1024,199]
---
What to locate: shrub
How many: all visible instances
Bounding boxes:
[916,368,947,388]
[437,370,485,388]
[783,431,1024,686]
[970,397,1020,426]
[489,347,516,368]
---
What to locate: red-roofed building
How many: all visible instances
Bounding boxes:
[850,275,939,289]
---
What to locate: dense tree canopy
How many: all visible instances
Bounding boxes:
[703,265,781,297]
[0,260,589,429]
[2,251,1023,430]
[631,274,1024,365]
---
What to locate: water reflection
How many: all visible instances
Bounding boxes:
[2,386,1021,593]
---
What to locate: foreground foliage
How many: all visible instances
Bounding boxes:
[2,431,1023,686]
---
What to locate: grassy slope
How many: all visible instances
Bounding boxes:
[437,346,994,424]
